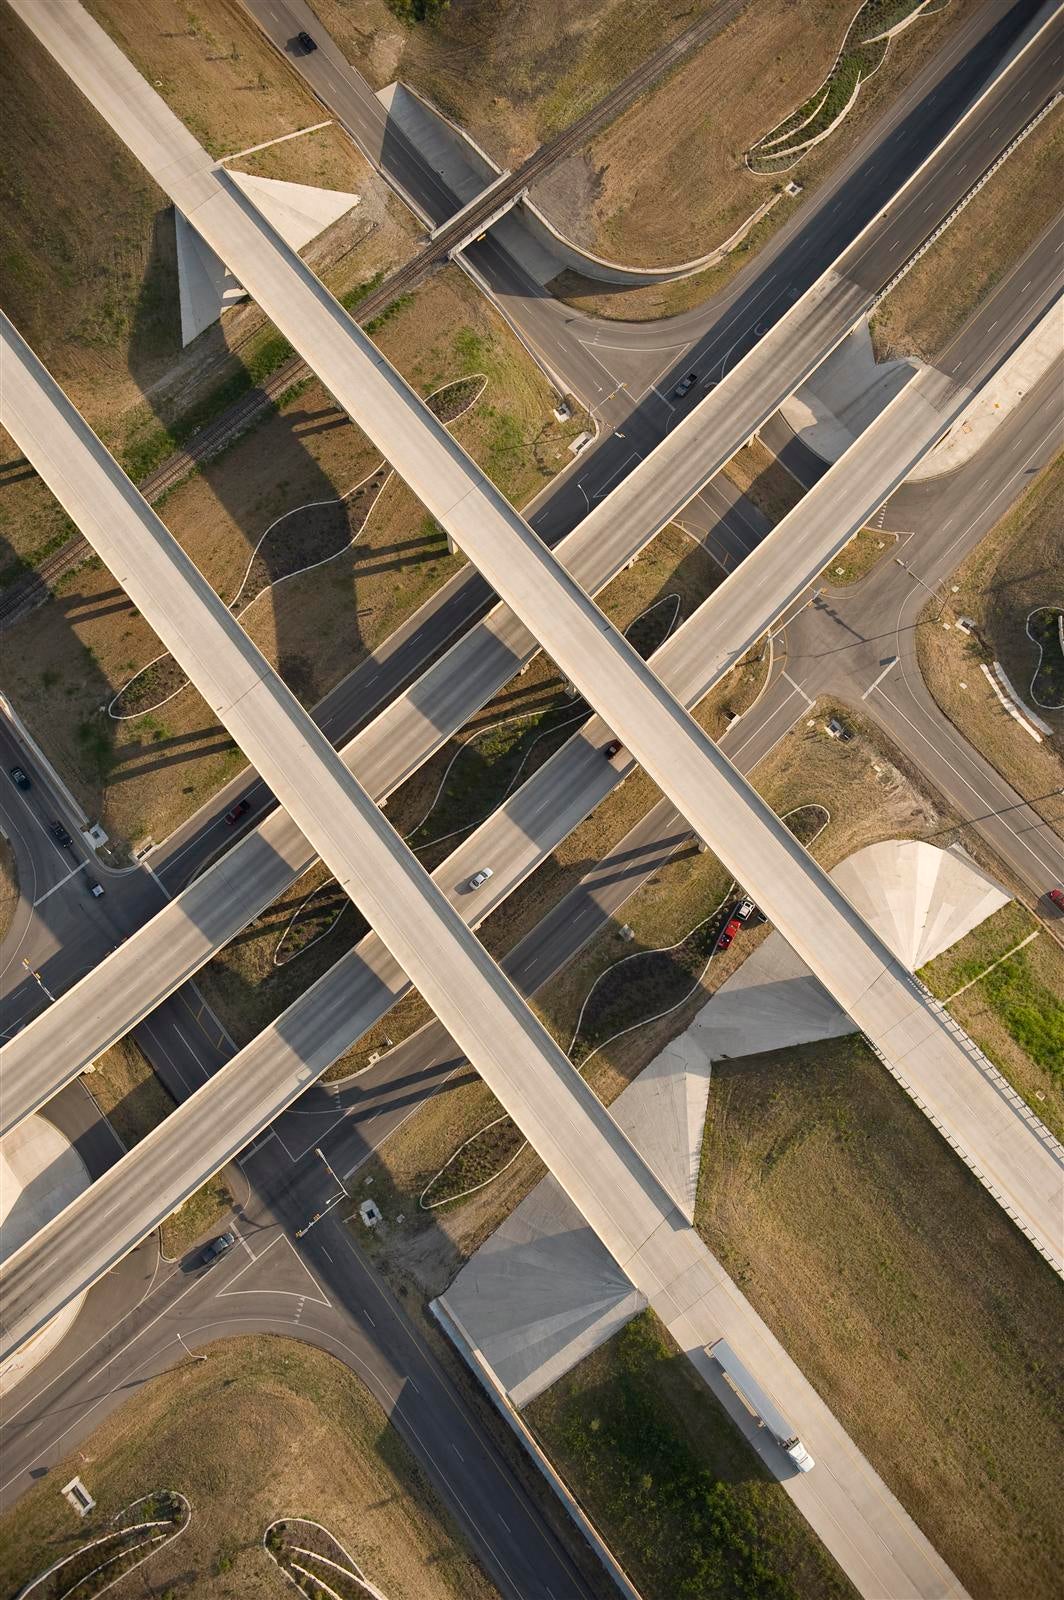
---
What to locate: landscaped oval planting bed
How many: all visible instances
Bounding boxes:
[109,376,486,720]
[264,1517,383,1599]
[275,878,353,966]
[19,1490,189,1600]
[748,0,947,172]
[1027,606,1064,710]
[420,1111,526,1208]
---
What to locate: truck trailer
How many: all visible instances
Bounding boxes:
[709,1338,815,1472]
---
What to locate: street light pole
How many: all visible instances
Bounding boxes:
[314,1146,348,1197]
[21,957,55,1003]
[176,1331,206,1363]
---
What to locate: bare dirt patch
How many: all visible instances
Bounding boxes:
[915,455,1064,840]
[159,1174,235,1259]
[872,103,1063,362]
[0,1336,496,1600]
[823,525,898,585]
[697,1033,1064,1600]
[0,8,177,433]
[543,0,973,311]
[721,437,804,526]
[308,0,722,163]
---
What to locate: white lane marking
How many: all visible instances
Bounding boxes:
[781,669,814,708]
[862,656,899,699]
[32,859,87,905]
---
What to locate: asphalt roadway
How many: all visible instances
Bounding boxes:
[0,0,1055,1042]
[0,1151,603,1600]
[2,340,1058,1543]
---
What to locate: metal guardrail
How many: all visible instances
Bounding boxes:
[862,977,1064,1276]
[873,90,1063,307]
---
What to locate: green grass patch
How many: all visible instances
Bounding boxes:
[159,1174,233,1259]
[919,900,1064,1082]
[527,1311,855,1600]
[748,0,944,172]
[973,954,1064,1081]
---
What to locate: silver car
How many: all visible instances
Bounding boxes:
[468,867,494,890]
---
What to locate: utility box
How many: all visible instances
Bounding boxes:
[61,1477,95,1517]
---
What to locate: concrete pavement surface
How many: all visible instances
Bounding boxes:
[10,4,1060,1188]
[0,311,970,1594]
[2,0,1054,1045]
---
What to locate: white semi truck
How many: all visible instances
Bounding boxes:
[709,1338,815,1473]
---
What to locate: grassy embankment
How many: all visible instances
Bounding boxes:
[697,1031,1064,1600]
[528,1311,857,1600]
[872,101,1063,361]
[0,1337,496,1600]
[915,457,1063,841]
[919,898,1064,1138]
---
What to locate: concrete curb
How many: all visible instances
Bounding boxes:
[430,1296,645,1600]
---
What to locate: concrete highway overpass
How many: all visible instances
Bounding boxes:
[6,349,1061,1273]
[0,308,973,1600]
[4,0,1059,1104]
[4,0,1062,1244]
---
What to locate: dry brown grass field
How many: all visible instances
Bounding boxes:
[916,456,1064,841]
[872,103,1063,362]
[697,1033,1064,1600]
[308,0,721,159]
[0,1336,496,1600]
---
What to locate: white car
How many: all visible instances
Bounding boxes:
[468,867,493,890]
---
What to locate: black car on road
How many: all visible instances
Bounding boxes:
[201,1231,236,1266]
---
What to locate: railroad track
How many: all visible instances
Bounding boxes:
[1,7,733,629]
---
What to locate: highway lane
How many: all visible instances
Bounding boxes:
[0,318,975,1592]
[7,220,1060,1174]
[0,1172,603,1600]
[2,0,1052,1036]
[0,464,769,1097]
